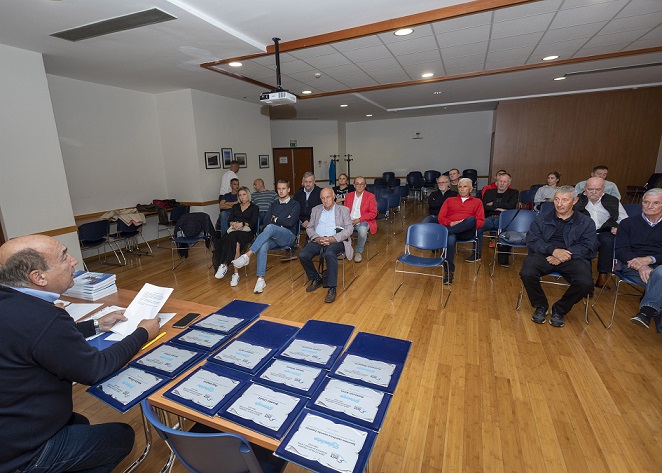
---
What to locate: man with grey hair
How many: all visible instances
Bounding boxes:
[520,186,597,327]
[0,235,159,472]
[293,171,322,229]
[616,188,662,333]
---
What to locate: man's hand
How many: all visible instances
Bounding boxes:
[638,265,653,283]
[137,318,160,340]
[546,255,562,265]
[97,310,128,332]
[230,221,242,230]
[611,227,617,235]
[449,219,465,227]
[627,256,653,270]
[301,220,310,228]
[352,218,360,225]
[551,248,572,263]
[485,201,494,207]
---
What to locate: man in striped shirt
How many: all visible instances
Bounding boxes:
[252,179,278,229]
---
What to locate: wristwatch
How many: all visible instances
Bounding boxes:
[93,319,101,334]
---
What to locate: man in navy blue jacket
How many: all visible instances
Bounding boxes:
[520,186,597,328]
[0,235,159,473]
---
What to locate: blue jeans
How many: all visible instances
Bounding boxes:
[445,216,477,272]
[249,224,295,277]
[353,222,369,254]
[17,413,134,473]
[421,215,438,224]
[217,210,231,234]
[476,216,500,255]
[621,265,662,317]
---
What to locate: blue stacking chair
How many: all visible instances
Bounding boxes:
[455,229,481,276]
[385,192,404,234]
[518,189,536,210]
[78,220,124,267]
[111,219,153,257]
[539,201,554,214]
[623,203,641,218]
[141,400,286,473]
[489,209,537,277]
[393,223,451,307]
[517,271,591,324]
[396,184,411,218]
[266,221,302,281]
[157,205,190,247]
[529,184,544,192]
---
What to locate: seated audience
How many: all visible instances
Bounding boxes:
[252,178,278,226]
[438,178,485,284]
[575,165,621,200]
[615,188,662,333]
[333,173,355,204]
[520,186,597,327]
[534,171,561,211]
[422,175,457,224]
[0,235,159,472]
[448,168,461,192]
[481,169,508,198]
[299,188,354,303]
[344,177,378,263]
[217,177,239,234]
[232,180,300,293]
[214,186,259,286]
[472,172,519,263]
[293,172,322,229]
[574,177,628,288]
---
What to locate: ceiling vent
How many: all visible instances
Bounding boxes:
[50,8,176,42]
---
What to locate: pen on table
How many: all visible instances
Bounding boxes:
[141,332,166,350]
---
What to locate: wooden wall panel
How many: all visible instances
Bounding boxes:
[491,87,662,193]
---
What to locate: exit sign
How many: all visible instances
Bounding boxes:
[290,140,297,148]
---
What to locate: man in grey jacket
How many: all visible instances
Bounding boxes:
[299,187,354,303]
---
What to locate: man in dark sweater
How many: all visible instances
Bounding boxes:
[422,175,457,223]
[615,188,662,332]
[472,172,519,263]
[233,179,301,294]
[0,235,159,473]
[293,172,322,229]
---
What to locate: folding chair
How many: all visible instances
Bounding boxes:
[78,220,124,267]
[393,223,451,307]
[110,220,153,257]
[456,230,481,275]
[157,205,189,247]
[171,213,215,270]
[304,245,357,291]
[489,209,537,277]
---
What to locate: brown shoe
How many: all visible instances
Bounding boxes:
[595,273,610,289]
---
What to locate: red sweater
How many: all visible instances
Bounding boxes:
[438,195,485,229]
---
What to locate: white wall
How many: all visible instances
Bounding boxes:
[0,44,82,265]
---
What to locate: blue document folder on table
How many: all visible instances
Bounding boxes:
[275,319,354,369]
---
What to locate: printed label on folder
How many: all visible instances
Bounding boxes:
[259,359,322,391]
[314,379,383,423]
[171,369,239,409]
[281,339,335,365]
[213,341,271,370]
[335,354,395,388]
[136,345,198,374]
[178,329,226,349]
[97,367,163,405]
[196,314,243,333]
[226,384,299,431]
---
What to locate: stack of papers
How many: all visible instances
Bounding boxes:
[64,270,117,301]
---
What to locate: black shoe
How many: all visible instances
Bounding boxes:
[325,287,336,303]
[306,278,323,293]
[443,271,454,285]
[550,312,565,327]
[465,254,481,262]
[630,313,651,328]
[531,307,548,324]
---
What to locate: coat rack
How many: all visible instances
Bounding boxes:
[344,154,353,181]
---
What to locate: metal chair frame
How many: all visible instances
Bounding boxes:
[78,220,125,268]
[516,272,590,324]
[157,205,190,247]
[266,222,303,281]
[488,209,538,277]
[455,230,481,276]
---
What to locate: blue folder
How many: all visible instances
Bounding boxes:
[87,365,170,413]
[169,327,230,352]
[329,332,411,394]
[275,319,354,369]
[129,341,207,378]
[191,310,258,336]
[207,320,299,374]
[163,362,250,417]
[255,358,327,397]
[217,299,270,318]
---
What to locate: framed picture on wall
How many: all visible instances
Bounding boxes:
[221,148,233,168]
[234,153,248,168]
[259,154,270,169]
[205,152,221,169]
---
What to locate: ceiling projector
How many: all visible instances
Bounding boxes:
[260,90,297,106]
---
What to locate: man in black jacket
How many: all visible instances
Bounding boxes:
[422,175,457,223]
[520,186,597,328]
[0,235,159,473]
[471,172,519,263]
[293,172,322,229]
[574,177,628,288]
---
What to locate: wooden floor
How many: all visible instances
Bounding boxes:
[75,202,662,473]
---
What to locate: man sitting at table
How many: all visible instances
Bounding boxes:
[0,235,160,473]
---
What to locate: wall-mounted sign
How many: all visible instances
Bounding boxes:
[279,156,288,164]
[290,140,297,148]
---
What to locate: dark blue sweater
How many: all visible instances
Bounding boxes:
[0,286,148,472]
[267,198,301,235]
[615,214,662,266]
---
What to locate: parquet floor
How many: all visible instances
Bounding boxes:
[75,201,661,473]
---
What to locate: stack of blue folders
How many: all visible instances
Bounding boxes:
[64,270,117,300]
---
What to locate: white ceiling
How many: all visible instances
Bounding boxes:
[1,0,661,122]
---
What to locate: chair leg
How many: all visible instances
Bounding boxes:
[516,283,524,310]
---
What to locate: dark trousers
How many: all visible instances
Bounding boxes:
[298,241,345,288]
[445,216,477,272]
[596,231,615,274]
[519,252,594,315]
[17,413,134,473]
[213,230,254,269]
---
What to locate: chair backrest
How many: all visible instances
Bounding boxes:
[170,205,190,225]
[623,203,641,218]
[518,189,536,205]
[644,172,662,189]
[78,220,110,242]
[141,400,268,473]
[462,169,478,187]
[498,209,537,233]
[117,219,142,233]
[412,176,425,188]
[387,178,401,188]
[365,184,376,193]
[406,223,448,251]
[529,184,544,192]
[377,196,389,214]
[423,170,440,183]
[374,178,386,186]
[386,192,401,208]
[396,185,410,198]
[382,171,395,183]
[539,202,554,214]
[374,187,393,198]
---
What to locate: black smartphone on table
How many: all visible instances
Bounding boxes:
[172,312,200,329]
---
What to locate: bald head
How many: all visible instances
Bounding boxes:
[584,177,605,203]
[0,235,54,264]
[320,187,336,210]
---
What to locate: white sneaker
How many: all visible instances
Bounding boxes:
[354,252,363,263]
[230,273,240,287]
[232,254,250,268]
[254,278,266,293]
[214,264,227,279]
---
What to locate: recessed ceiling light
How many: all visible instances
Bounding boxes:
[366,114,373,117]
[421,72,434,78]
[433,91,442,95]
[340,104,348,108]
[394,28,414,36]
[302,90,312,95]
[543,55,559,61]
[228,61,242,67]
[554,76,566,81]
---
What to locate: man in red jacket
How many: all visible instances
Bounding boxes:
[344,177,378,263]
[438,178,485,283]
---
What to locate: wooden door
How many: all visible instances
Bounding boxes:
[272,147,313,194]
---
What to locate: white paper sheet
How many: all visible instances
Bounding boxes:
[171,369,240,410]
[281,339,336,365]
[213,341,271,370]
[284,413,367,473]
[110,283,173,337]
[178,329,226,349]
[226,384,300,431]
[259,359,322,391]
[97,367,163,406]
[335,354,395,388]
[195,313,243,333]
[135,344,198,374]
[105,311,174,341]
[82,305,124,341]
[66,303,103,320]
[314,379,384,423]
